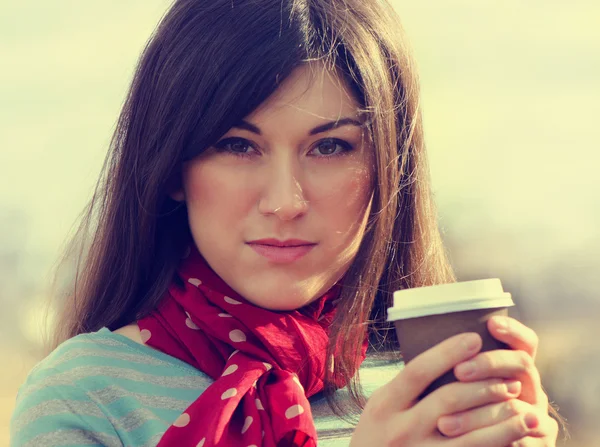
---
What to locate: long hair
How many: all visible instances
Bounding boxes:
[48,0,566,434]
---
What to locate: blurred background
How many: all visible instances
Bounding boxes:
[1,0,598,445]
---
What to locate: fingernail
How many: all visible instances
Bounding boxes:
[462,333,479,353]
[506,380,521,395]
[439,416,461,435]
[495,316,508,333]
[456,360,476,378]
[525,413,539,429]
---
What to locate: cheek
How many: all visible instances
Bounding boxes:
[184,163,251,221]
[313,165,372,244]
[317,165,372,212]
[348,168,373,207]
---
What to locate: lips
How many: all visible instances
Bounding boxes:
[247,238,316,247]
[246,239,316,263]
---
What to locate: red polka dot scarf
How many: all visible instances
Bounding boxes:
[137,247,368,446]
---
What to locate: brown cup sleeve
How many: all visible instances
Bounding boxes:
[394,307,510,400]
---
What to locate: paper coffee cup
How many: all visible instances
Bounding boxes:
[387,279,515,399]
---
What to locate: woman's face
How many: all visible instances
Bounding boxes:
[173,63,374,310]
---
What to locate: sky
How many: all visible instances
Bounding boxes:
[0,0,598,288]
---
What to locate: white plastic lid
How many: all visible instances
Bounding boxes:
[387,278,514,321]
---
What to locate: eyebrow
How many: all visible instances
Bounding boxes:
[232,117,363,136]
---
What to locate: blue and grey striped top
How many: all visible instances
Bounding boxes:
[10,328,403,446]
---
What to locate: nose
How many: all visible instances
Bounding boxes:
[258,158,309,221]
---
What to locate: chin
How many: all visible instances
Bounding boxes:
[244,291,315,312]
[234,275,330,311]
[252,299,309,312]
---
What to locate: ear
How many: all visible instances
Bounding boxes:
[166,172,185,202]
[169,189,185,202]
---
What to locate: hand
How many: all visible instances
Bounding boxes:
[350,332,541,446]
[437,316,558,446]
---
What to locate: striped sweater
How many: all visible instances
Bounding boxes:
[10,328,403,446]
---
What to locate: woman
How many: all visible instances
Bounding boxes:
[11,0,564,446]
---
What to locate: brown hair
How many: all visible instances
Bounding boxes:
[49,0,567,436]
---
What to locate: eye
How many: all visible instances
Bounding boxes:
[213,137,257,157]
[311,138,354,157]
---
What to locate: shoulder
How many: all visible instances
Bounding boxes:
[13,328,208,400]
[10,328,209,447]
[10,330,125,446]
[19,327,159,387]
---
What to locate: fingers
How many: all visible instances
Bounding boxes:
[449,410,545,447]
[438,397,529,437]
[415,378,521,429]
[510,411,559,446]
[488,316,539,359]
[390,332,482,408]
[454,349,546,410]
[390,333,482,408]
[508,437,553,446]
[441,401,560,446]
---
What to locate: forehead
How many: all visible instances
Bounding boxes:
[246,62,362,125]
